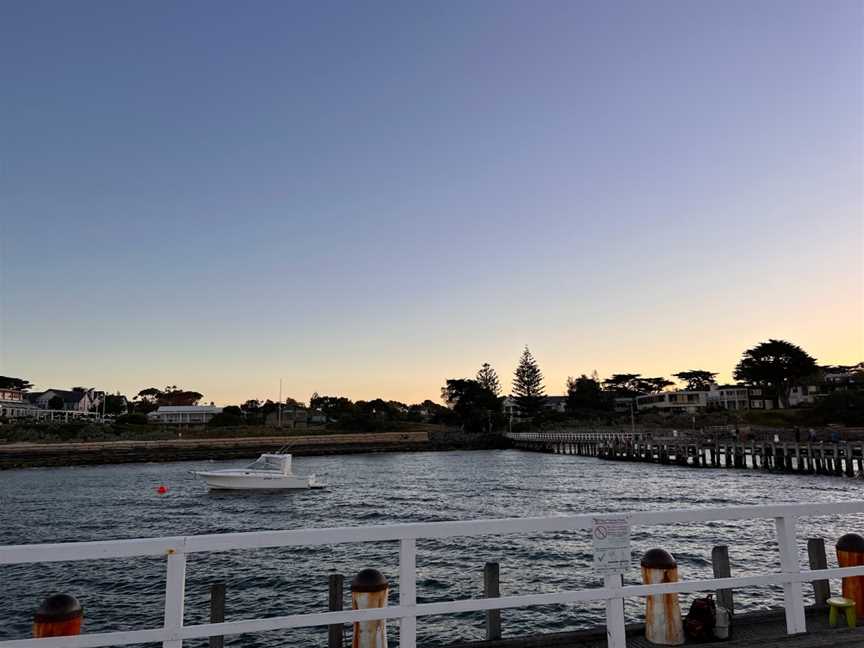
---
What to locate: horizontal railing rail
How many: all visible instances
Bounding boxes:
[2,502,863,648]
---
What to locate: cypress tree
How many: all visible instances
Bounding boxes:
[512,347,546,417]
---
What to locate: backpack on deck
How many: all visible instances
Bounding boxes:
[683,593,716,643]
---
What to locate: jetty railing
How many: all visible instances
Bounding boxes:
[2,502,864,648]
[508,430,645,442]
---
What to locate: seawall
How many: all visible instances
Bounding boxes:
[0,429,507,469]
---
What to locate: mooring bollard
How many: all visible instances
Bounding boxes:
[836,533,864,619]
[351,568,389,648]
[641,549,684,646]
[33,593,83,638]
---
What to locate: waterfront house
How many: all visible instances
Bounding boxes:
[0,388,39,419]
[264,407,309,428]
[542,396,568,413]
[706,385,750,410]
[637,385,750,414]
[613,396,637,414]
[747,387,775,409]
[148,405,222,425]
[503,395,568,420]
[28,387,104,412]
[823,362,864,385]
[636,390,708,414]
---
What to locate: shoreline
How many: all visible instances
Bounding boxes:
[0,430,506,469]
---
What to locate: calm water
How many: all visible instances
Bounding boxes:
[2,449,864,646]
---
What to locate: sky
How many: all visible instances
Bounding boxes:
[1,0,862,405]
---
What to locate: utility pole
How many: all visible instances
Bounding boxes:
[278,379,283,428]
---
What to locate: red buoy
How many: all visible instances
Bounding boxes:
[157,485,168,495]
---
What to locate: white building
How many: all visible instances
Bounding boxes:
[637,385,750,413]
[0,388,39,419]
[636,390,708,414]
[148,405,222,425]
[707,386,750,410]
[29,388,104,412]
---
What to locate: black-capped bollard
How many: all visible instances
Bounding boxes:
[33,593,83,638]
[836,533,864,619]
[641,549,684,645]
[351,568,389,648]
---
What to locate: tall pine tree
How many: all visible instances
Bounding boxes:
[476,363,501,396]
[512,347,546,417]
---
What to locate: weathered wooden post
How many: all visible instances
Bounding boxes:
[836,534,864,619]
[711,545,734,613]
[807,539,831,608]
[33,593,83,638]
[329,574,345,648]
[209,583,226,648]
[351,568,389,648]
[641,549,684,645]
[484,562,502,640]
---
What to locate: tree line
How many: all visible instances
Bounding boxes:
[2,338,859,429]
[438,339,852,431]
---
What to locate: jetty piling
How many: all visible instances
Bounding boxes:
[507,430,864,479]
[640,549,684,646]
[32,593,83,638]
[836,533,864,619]
[351,568,389,648]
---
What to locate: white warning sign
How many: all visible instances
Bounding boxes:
[592,515,631,575]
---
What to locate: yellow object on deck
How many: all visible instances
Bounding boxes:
[828,596,857,628]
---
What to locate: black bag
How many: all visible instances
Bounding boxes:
[683,593,716,642]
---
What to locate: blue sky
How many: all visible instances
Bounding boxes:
[2,0,862,404]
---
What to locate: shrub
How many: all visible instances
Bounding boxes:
[115,413,150,425]
[207,413,244,427]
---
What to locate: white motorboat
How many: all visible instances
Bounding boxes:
[193,454,323,491]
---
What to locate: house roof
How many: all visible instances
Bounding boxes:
[544,396,567,403]
[35,389,89,404]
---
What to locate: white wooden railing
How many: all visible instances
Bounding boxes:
[2,502,864,648]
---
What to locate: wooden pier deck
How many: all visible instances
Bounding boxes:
[446,607,864,648]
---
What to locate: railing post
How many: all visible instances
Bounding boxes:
[208,583,225,648]
[484,562,501,640]
[775,516,806,635]
[399,538,417,648]
[604,573,626,648]
[163,549,187,648]
[329,574,344,648]
[711,545,733,613]
[806,539,830,608]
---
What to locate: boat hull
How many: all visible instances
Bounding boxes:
[194,471,313,490]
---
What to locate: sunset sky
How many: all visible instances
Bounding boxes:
[2,1,862,405]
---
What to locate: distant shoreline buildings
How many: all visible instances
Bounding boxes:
[2,362,862,424]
